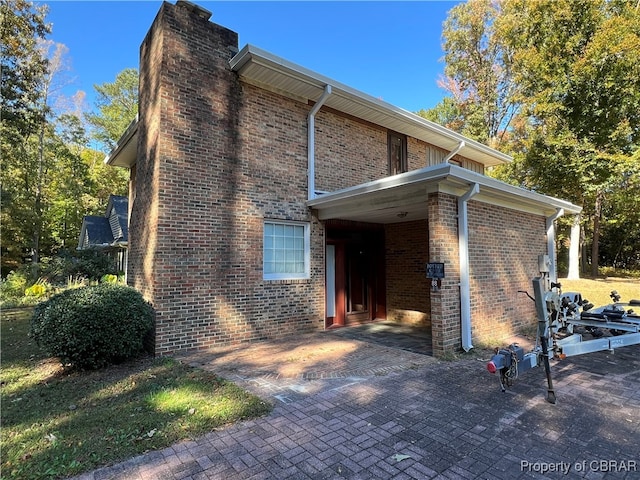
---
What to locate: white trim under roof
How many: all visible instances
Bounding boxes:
[307,164,582,224]
[230,44,512,168]
[104,115,138,168]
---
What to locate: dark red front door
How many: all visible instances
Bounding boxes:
[326,226,385,327]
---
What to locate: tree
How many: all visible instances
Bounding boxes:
[416,97,465,134]
[437,0,640,275]
[1,2,130,277]
[439,0,518,148]
[499,0,640,275]
[1,0,51,271]
[85,68,138,151]
[0,0,50,137]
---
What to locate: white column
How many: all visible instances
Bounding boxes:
[567,214,581,279]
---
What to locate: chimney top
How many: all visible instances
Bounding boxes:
[176,0,212,21]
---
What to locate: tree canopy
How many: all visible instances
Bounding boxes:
[433,0,640,273]
[1,0,129,276]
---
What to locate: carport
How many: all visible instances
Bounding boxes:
[309,163,582,356]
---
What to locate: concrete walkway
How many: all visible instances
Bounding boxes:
[73,332,640,480]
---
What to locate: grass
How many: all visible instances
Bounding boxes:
[0,308,272,480]
[558,276,639,307]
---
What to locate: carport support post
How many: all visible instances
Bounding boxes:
[427,192,462,357]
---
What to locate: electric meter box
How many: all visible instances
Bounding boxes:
[538,254,550,273]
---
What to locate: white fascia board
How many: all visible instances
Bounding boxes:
[104,115,139,168]
[307,163,582,216]
[230,45,512,167]
[450,166,582,214]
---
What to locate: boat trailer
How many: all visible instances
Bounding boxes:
[486,276,640,404]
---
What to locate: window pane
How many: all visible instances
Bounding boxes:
[263,221,309,280]
[285,225,294,237]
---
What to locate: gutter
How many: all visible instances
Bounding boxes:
[308,85,332,200]
[546,208,564,283]
[459,182,480,352]
[443,140,465,164]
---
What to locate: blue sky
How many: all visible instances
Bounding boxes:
[42,1,460,114]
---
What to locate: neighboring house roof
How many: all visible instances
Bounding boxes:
[78,195,129,249]
[106,194,129,242]
[105,45,512,169]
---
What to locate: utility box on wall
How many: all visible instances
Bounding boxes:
[538,254,550,273]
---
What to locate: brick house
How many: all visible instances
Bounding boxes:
[106,0,581,357]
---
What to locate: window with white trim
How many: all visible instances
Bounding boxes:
[263,220,310,280]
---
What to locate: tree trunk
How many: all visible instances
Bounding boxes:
[591,191,603,277]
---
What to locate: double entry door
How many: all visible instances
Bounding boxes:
[325,227,385,328]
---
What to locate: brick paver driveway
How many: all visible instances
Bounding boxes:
[74,332,639,480]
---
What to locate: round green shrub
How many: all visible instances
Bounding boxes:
[30,283,154,369]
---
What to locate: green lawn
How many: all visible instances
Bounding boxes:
[559,276,640,307]
[0,308,272,480]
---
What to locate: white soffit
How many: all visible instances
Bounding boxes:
[104,116,138,168]
[230,45,512,168]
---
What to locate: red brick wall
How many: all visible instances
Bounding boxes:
[315,111,387,190]
[133,2,326,355]
[313,110,479,191]
[427,193,461,354]
[467,202,544,343]
[385,221,431,326]
[425,193,544,354]
[130,1,546,357]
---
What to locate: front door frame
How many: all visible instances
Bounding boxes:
[325,222,386,328]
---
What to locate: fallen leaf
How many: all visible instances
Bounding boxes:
[391,454,412,463]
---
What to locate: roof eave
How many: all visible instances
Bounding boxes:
[307,164,582,222]
[104,115,138,168]
[230,44,512,168]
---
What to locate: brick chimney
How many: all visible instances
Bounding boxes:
[130,1,241,354]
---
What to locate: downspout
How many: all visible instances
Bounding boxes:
[459,182,479,352]
[308,85,332,201]
[443,140,465,164]
[546,208,564,283]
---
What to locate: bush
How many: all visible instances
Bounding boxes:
[0,269,29,305]
[101,273,119,284]
[30,283,154,369]
[40,249,118,285]
[24,281,48,298]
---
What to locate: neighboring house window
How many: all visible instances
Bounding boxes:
[388,131,407,175]
[263,220,310,280]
